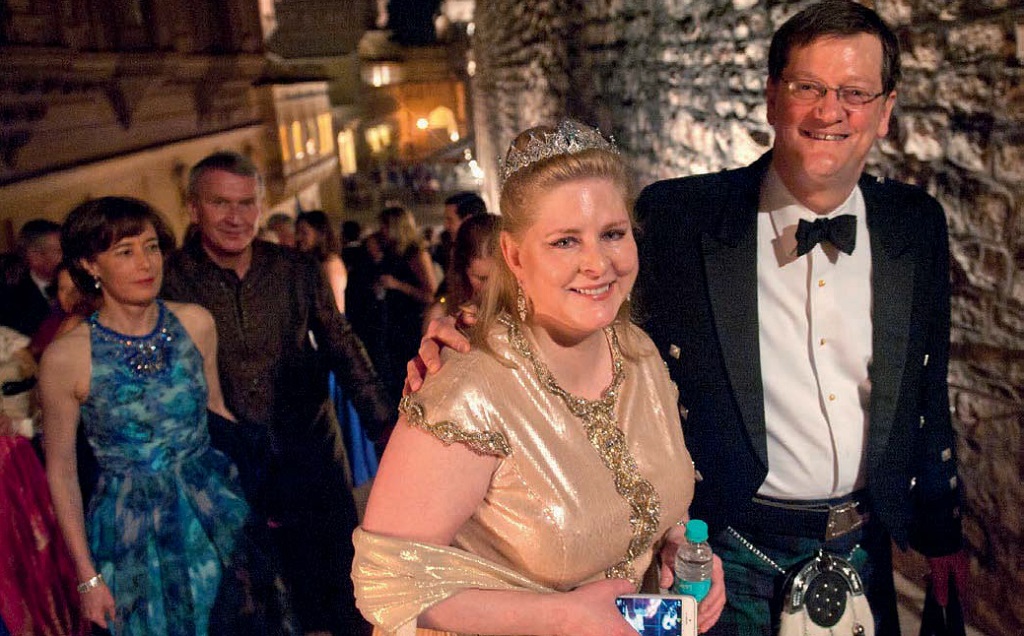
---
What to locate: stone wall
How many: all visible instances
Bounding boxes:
[471,1,1024,634]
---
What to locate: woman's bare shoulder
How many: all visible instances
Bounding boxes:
[40,320,90,375]
[164,301,217,358]
[165,300,215,332]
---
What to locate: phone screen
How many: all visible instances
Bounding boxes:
[616,594,696,636]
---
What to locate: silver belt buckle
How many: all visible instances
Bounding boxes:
[825,501,866,540]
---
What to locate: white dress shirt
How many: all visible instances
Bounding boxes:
[30,270,52,301]
[755,167,873,499]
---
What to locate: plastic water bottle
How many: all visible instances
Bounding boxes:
[671,519,713,602]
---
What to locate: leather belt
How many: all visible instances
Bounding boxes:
[744,491,870,541]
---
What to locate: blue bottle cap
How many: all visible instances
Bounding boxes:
[685,519,709,543]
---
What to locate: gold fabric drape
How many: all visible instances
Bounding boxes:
[353,528,553,635]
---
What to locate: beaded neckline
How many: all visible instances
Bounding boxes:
[502,314,624,412]
[89,301,174,377]
[502,315,660,586]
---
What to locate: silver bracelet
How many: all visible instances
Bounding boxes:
[77,573,103,594]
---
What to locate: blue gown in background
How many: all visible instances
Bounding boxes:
[329,370,378,488]
[80,301,251,636]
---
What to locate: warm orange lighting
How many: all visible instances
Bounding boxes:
[318,113,334,154]
[368,64,393,87]
[365,124,393,154]
[291,121,305,159]
[279,124,291,161]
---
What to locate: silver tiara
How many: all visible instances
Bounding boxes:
[501,119,617,183]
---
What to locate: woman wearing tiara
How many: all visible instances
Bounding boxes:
[352,120,725,635]
[40,197,290,635]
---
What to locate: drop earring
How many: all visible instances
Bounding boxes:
[516,283,528,322]
[93,276,101,290]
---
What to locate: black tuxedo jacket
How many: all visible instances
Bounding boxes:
[0,273,52,337]
[634,152,961,556]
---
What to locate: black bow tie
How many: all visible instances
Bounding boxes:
[795,214,857,256]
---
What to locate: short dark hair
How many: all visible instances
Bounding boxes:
[61,197,176,297]
[187,151,264,202]
[445,191,487,220]
[768,0,901,94]
[296,210,339,261]
[341,220,362,243]
[17,219,61,255]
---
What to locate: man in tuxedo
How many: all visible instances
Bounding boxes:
[634,1,965,633]
[0,219,61,337]
[411,2,966,633]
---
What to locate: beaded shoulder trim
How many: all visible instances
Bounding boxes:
[503,316,661,586]
[399,394,512,458]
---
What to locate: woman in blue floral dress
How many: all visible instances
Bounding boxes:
[40,197,287,635]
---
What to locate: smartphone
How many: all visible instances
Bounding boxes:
[616,594,697,636]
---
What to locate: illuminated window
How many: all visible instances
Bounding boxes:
[364,124,392,154]
[292,121,305,159]
[279,124,291,161]
[364,64,398,87]
[338,130,357,175]
[366,127,381,154]
[318,113,334,154]
[306,118,318,156]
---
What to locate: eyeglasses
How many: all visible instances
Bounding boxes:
[783,79,887,107]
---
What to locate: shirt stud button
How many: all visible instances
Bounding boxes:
[828,393,836,401]
[818,279,826,287]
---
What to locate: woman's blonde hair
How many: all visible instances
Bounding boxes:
[378,206,422,258]
[472,120,639,355]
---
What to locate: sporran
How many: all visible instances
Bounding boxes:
[778,549,874,636]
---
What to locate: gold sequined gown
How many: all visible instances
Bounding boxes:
[364,318,694,634]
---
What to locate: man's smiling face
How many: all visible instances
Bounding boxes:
[766,33,895,200]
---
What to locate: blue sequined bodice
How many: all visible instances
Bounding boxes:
[81,301,210,472]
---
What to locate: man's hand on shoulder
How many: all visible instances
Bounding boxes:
[404,314,473,395]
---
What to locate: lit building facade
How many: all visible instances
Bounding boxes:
[0,0,349,246]
[256,80,340,217]
[358,32,469,164]
[0,1,268,245]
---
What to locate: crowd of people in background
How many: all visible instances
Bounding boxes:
[0,145,490,636]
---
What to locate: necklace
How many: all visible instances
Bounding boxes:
[503,316,660,586]
[89,302,174,377]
